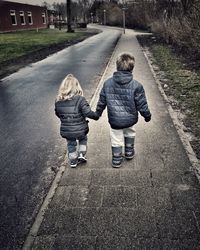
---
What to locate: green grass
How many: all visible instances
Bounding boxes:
[0,29,84,63]
[151,44,200,136]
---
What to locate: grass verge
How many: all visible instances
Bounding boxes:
[137,35,200,158]
[0,29,85,63]
[151,45,200,134]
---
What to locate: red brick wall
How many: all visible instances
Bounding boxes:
[0,1,48,32]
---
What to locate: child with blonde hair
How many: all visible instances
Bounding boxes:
[55,74,98,167]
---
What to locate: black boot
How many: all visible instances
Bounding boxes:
[125,137,135,160]
[112,146,123,168]
[78,151,87,164]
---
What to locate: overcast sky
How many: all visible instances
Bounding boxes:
[5,0,66,6]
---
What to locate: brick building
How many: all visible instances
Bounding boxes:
[0,1,48,32]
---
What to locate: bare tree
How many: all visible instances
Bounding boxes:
[66,0,73,32]
[78,0,93,23]
[42,1,51,9]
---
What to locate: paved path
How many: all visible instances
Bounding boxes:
[31,30,200,249]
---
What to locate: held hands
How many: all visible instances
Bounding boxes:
[87,110,99,120]
[93,111,100,121]
[144,115,151,122]
[94,115,99,121]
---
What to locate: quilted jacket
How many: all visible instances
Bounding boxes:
[55,95,98,139]
[96,71,151,129]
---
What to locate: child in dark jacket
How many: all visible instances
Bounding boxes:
[55,74,98,168]
[96,52,151,168]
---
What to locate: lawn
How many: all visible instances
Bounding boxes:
[151,44,200,136]
[137,35,200,138]
[0,29,85,63]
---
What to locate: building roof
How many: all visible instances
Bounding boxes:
[1,1,47,9]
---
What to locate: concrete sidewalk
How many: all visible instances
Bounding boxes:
[31,30,200,249]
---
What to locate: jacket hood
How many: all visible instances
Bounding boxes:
[113,71,133,85]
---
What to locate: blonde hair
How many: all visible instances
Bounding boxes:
[56,74,83,101]
[116,53,135,72]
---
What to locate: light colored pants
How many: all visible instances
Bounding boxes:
[110,125,136,147]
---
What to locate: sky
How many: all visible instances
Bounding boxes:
[5,0,66,6]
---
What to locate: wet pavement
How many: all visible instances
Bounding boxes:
[0,26,121,249]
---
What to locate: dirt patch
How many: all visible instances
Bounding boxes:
[137,34,200,160]
[0,29,100,80]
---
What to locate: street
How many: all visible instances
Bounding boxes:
[0,25,121,249]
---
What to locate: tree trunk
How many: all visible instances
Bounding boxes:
[67,0,73,32]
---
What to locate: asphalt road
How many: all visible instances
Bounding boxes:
[0,25,121,249]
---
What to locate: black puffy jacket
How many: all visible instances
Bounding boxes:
[55,95,98,139]
[96,71,151,129]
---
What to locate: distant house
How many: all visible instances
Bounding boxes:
[0,1,48,33]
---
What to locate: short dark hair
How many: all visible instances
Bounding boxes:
[116,53,135,72]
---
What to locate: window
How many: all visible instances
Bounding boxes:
[19,11,25,25]
[42,13,46,24]
[10,10,17,25]
[27,12,33,25]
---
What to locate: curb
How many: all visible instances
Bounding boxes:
[22,162,66,250]
[22,31,122,250]
[142,48,200,182]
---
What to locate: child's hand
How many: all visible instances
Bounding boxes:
[94,112,99,120]
[144,115,151,122]
[86,110,99,120]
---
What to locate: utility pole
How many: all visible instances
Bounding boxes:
[122,7,125,34]
[66,0,73,32]
[58,12,61,30]
[122,2,128,34]
[103,9,106,25]
[90,12,93,23]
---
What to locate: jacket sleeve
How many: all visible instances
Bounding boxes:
[96,86,107,117]
[134,84,151,118]
[55,103,60,118]
[80,97,99,120]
